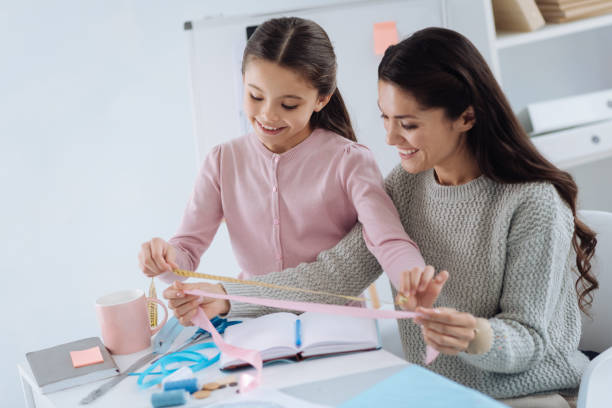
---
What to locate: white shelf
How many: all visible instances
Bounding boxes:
[530,120,612,170]
[495,12,612,49]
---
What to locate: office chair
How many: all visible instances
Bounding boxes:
[577,210,612,408]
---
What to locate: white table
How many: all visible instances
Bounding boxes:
[18,347,407,407]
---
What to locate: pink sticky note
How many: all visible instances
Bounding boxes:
[373,21,398,56]
[70,346,104,368]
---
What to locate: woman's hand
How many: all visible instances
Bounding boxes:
[163,281,230,326]
[138,237,178,277]
[395,266,449,311]
[414,307,477,355]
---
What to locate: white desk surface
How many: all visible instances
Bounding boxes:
[18,345,407,407]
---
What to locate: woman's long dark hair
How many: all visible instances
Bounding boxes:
[242,17,356,141]
[379,27,597,313]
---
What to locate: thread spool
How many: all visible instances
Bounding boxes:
[163,378,198,394]
[161,366,194,386]
[151,390,187,408]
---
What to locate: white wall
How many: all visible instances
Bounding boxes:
[0,1,367,406]
[1,2,197,406]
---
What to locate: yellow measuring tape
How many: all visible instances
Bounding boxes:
[148,278,158,327]
[173,269,405,307]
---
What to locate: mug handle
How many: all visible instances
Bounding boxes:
[146,297,169,335]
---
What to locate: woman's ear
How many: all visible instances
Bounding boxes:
[314,93,333,112]
[456,106,476,132]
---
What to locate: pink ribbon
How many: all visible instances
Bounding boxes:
[185,289,439,393]
[190,307,262,393]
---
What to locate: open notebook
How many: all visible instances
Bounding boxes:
[219,312,380,369]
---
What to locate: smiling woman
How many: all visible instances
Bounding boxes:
[378,82,481,186]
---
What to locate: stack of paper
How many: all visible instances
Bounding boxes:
[536,0,612,22]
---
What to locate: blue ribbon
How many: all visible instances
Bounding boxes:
[133,342,220,389]
[132,317,240,389]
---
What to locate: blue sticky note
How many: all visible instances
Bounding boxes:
[339,365,506,408]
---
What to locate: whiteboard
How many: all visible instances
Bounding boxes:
[186,0,453,176]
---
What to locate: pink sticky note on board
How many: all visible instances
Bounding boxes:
[373,21,398,55]
[70,346,104,368]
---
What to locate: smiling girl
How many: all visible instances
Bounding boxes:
[138,17,444,303]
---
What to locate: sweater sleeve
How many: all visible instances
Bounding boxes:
[223,223,382,319]
[459,185,575,373]
[158,145,224,284]
[339,144,425,290]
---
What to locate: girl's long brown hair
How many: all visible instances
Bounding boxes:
[242,17,356,141]
[379,27,597,313]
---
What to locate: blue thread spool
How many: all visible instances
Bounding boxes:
[151,390,187,408]
[163,377,198,393]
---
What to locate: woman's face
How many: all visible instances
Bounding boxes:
[378,80,475,178]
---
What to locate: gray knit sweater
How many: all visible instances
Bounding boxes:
[223,166,589,398]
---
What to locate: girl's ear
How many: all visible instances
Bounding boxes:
[455,105,476,132]
[313,93,333,112]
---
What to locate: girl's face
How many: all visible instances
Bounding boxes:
[378,80,476,184]
[243,58,330,153]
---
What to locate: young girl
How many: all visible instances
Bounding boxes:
[138,17,440,302]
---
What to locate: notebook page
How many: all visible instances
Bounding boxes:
[220,312,298,366]
[299,312,378,356]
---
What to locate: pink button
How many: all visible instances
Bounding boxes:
[273,186,278,192]
[273,219,280,225]
[274,156,279,163]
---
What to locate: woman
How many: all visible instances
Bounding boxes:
[162,28,597,406]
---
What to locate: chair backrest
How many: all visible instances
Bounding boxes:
[577,347,612,408]
[578,210,612,353]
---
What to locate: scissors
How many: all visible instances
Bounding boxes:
[80,316,184,404]
[149,316,241,364]
[80,316,240,404]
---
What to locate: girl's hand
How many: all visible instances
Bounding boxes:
[414,307,477,355]
[395,266,449,311]
[163,281,230,326]
[138,237,179,277]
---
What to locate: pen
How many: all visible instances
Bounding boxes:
[295,318,302,348]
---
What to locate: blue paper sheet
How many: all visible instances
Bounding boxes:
[338,365,506,408]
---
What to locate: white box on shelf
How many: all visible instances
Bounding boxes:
[527,88,612,135]
[531,119,612,169]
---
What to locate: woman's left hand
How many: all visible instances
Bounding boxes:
[414,307,477,355]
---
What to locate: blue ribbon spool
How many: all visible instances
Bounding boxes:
[163,378,198,393]
[151,389,187,408]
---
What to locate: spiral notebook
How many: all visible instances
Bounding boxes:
[219,312,380,369]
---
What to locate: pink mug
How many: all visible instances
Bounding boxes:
[96,289,168,355]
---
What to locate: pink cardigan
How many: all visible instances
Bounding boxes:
[160,129,425,290]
